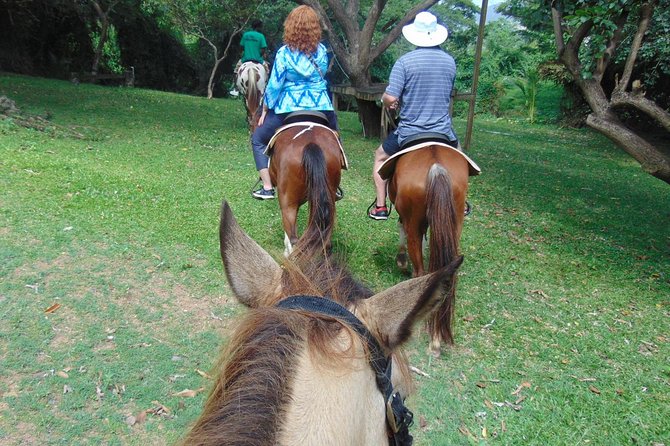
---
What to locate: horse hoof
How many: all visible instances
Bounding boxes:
[427,341,441,358]
[396,253,408,270]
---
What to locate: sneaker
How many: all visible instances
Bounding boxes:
[229,89,240,97]
[252,187,275,200]
[368,204,389,220]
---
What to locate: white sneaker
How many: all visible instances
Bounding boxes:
[229,89,239,97]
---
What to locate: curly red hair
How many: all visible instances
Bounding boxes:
[283,5,322,54]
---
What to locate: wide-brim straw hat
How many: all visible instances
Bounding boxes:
[402,11,448,47]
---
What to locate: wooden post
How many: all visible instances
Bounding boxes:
[463,0,488,151]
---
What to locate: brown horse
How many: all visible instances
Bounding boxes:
[266,119,346,256]
[178,201,462,446]
[236,62,267,128]
[380,142,480,356]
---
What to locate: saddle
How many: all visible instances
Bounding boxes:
[265,112,349,170]
[378,132,481,180]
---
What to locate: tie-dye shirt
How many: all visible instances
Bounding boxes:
[264,43,334,114]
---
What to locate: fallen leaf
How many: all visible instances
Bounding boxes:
[476,382,487,388]
[572,376,597,382]
[506,401,522,411]
[173,387,205,398]
[589,385,601,395]
[530,289,548,298]
[462,315,476,322]
[515,395,526,405]
[44,303,61,314]
[96,386,104,400]
[615,389,624,396]
[148,401,172,418]
[484,399,494,410]
[409,366,430,378]
[56,371,69,379]
[125,415,137,426]
[419,415,428,429]
[136,410,147,424]
[196,369,213,380]
[501,420,507,432]
[482,427,488,438]
[511,382,531,395]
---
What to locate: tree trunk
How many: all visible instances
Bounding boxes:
[586,113,670,183]
[207,58,222,99]
[356,98,382,139]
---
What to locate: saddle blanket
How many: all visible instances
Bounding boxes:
[265,122,349,170]
[378,142,481,180]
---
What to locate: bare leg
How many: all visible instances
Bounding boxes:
[372,146,389,207]
[259,168,273,190]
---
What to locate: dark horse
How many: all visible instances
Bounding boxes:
[236,62,267,128]
[379,140,480,356]
[266,117,347,256]
[178,201,462,445]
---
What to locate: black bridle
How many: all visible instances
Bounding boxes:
[277,295,414,446]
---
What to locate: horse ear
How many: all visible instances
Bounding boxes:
[219,201,283,308]
[360,256,463,350]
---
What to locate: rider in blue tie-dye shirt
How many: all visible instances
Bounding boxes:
[250,5,338,200]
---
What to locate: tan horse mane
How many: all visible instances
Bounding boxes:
[179,251,413,445]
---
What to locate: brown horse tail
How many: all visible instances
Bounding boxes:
[299,142,335,253]
[426,163,459,345]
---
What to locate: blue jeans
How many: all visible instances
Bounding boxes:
[251,109,338,170]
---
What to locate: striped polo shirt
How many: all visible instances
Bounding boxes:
[386,47,457,145]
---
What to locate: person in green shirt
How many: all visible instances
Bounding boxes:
[230,20,269,97]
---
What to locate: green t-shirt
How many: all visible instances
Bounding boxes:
[240,30,267,63]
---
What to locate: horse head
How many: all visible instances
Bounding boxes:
[179,201,462,445]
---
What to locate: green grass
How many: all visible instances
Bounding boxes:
[1,73,669,445]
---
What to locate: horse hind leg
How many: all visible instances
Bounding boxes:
[284,232,293,257]
[396,220,408,271]
[280,203,299,258]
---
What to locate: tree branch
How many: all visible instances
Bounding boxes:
[586,113,670,183]
[611,89,670,133]
[551,1,565,55]
[593,12,628,82]
[614,0,656,94]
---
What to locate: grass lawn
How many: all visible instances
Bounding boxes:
[1,73,668,445]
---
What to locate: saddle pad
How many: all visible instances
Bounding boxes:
[378,142,481,180]
[265,122,349,170]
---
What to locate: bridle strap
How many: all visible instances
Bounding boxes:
[276,295,413,446]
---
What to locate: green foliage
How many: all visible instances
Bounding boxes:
[91,24,124,74]
[1,74,668,445]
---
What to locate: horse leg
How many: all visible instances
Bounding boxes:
[396,219,408,271]
[405,220,425,278]
[281,203,299,257]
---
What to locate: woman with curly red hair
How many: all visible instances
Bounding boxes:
[250,5,338,200]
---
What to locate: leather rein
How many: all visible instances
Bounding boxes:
[277,295,414,446]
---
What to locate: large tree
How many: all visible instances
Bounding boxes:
[294,0,441,136]
[502,0,670,184]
